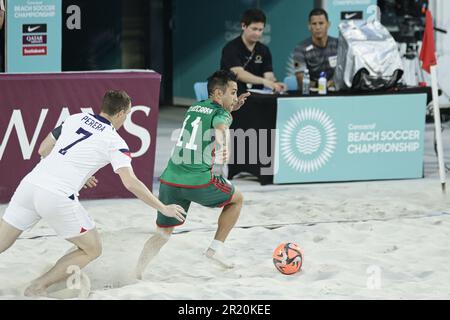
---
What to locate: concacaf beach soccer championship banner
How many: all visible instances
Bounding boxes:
[0,71,160,203]
[6,0,61,72]
[274,94,427,184]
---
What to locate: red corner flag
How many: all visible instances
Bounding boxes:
[419,10,437,74]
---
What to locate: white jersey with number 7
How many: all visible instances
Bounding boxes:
[24,113,132,197]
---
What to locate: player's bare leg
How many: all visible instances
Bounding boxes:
[0,219,23,254]
[135,227,173,280]
[205,190,244,269]
[24,228,102,297]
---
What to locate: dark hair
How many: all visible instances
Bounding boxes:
[309,8,329,22]
[207,70,237,97]
[101,90,132,116]
[241,8,266,26]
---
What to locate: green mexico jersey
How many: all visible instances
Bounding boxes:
[160,99,232,186]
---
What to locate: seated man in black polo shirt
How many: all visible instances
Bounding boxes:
[220,8,287,95]
[293,8,338,90]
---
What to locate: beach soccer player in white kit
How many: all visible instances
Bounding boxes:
[0,90,185,296]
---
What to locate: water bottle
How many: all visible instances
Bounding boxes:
[302,69,310,95]
[318,72,327,95]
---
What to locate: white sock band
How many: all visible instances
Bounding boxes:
[209,239,224,252]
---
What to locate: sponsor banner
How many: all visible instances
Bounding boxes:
[6,0,61,72]
[341,11,364,20]
[324,0,378,37]
[23,46,47,55]
[0,71,161,203]
[274,94,427,184]
[22,23,47,33]
[23,35,47,45]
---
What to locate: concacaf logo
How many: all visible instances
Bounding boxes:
[280,108,337,173]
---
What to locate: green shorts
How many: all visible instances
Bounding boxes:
[156,175,235,228]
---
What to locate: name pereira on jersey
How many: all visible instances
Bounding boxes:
[81,115,107,132]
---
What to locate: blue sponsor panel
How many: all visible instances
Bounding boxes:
[6,0,61,72]
[324,0,378,37]
[274,94,427,184]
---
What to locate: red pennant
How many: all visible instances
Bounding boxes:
[419,10,437,74]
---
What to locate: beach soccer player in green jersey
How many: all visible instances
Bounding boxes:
[135,70,250,278]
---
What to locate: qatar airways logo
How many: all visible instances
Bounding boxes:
[0,106,152,160]
[23,35,47,45]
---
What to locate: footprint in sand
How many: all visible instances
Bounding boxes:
[315,271,338,281]
[416,271,434,279]
[314,266,339,281]
[383,245,398,254]
[313,236,325,243]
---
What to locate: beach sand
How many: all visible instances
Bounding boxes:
[1,107,450,300]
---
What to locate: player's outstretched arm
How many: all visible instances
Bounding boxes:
[116,167,186,222]
[232,92,251,112]
[38,133,57,158]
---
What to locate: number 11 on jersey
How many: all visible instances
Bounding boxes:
[176,116,201,151]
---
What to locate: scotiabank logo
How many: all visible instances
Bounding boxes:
[23,35,47,45]
[23,46,47,56]
[0,106,152,160]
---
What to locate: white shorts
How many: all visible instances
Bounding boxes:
[2,181,95,239]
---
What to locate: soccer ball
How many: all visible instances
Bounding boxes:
[272,242,304,275]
